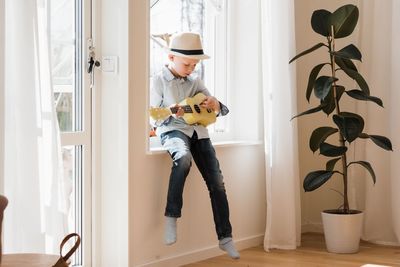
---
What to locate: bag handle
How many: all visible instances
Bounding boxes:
[59,233,81,261]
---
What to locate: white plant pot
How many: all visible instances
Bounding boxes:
[321,210,364,253]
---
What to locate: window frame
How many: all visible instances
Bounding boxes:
[203,0,231,141]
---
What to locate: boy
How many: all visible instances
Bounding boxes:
[150,32,240,259]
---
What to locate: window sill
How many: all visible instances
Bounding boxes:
[147,138,263,155]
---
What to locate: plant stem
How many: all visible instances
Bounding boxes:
[329,26,350,213]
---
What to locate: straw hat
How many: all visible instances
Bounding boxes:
[166,32,210,60]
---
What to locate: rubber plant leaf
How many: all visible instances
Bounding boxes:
[348,161,376,184]
[306,63,328,102]
[326,157,341,171]
[291,105,324,120]
[332,44,362,61]
[319,142,348,157]
[330,4,359,38]
[289,43,326,63]
[346,90,383,107]
[314,76,338,100]
[311,9,332,37]
[335,57,370,95]
[333,112,364,143]
[359,133,393,151]
[303,170,336,192]
[310,127,339,153]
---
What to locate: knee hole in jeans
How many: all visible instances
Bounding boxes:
[173,152,192,170]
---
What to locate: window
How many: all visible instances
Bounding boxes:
[149,0,229,151]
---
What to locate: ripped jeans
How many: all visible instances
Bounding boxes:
[160,130,232,240]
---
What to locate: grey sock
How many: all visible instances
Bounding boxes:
[219,237,240,259]
[164,216,177,245]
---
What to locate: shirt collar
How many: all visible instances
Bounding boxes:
[162,65,175,81]
[162,65,194,82]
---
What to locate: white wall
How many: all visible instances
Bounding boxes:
[98,0,266,266]
[293,0,360,232]
[98,0,129,265]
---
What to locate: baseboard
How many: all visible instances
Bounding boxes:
[135,234,264,267]
[302,223,323,234]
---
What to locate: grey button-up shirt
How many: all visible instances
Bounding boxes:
[150,66,228,139]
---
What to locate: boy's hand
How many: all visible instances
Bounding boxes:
[200,96,220,113]
[170,104,184,118]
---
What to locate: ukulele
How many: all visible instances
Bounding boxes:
[149,93,217,127]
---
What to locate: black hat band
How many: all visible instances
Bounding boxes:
[170,48,204,55]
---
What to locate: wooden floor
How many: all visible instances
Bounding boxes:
[184,233,400,267]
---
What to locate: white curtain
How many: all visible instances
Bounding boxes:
[0,0,5,190]
[358,0,400,246]
[2,0,68,253]
[261,0,301,250]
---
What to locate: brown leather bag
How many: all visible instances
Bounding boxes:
[52,233,81,267]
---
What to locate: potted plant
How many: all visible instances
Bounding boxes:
[290,4,393,253]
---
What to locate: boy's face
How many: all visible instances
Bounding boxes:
[168,55,200,77]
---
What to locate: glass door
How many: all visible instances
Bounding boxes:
[50,0,92,265]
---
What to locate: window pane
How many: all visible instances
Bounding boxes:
[150,0,205,79]
[55,92,73,131]
[62,145,83,266]
[51,0,78,132]
[149,0,229,143]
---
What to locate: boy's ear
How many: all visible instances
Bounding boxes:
[168,54,175,61]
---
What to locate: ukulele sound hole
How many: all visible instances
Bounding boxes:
[194,104,201,113]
